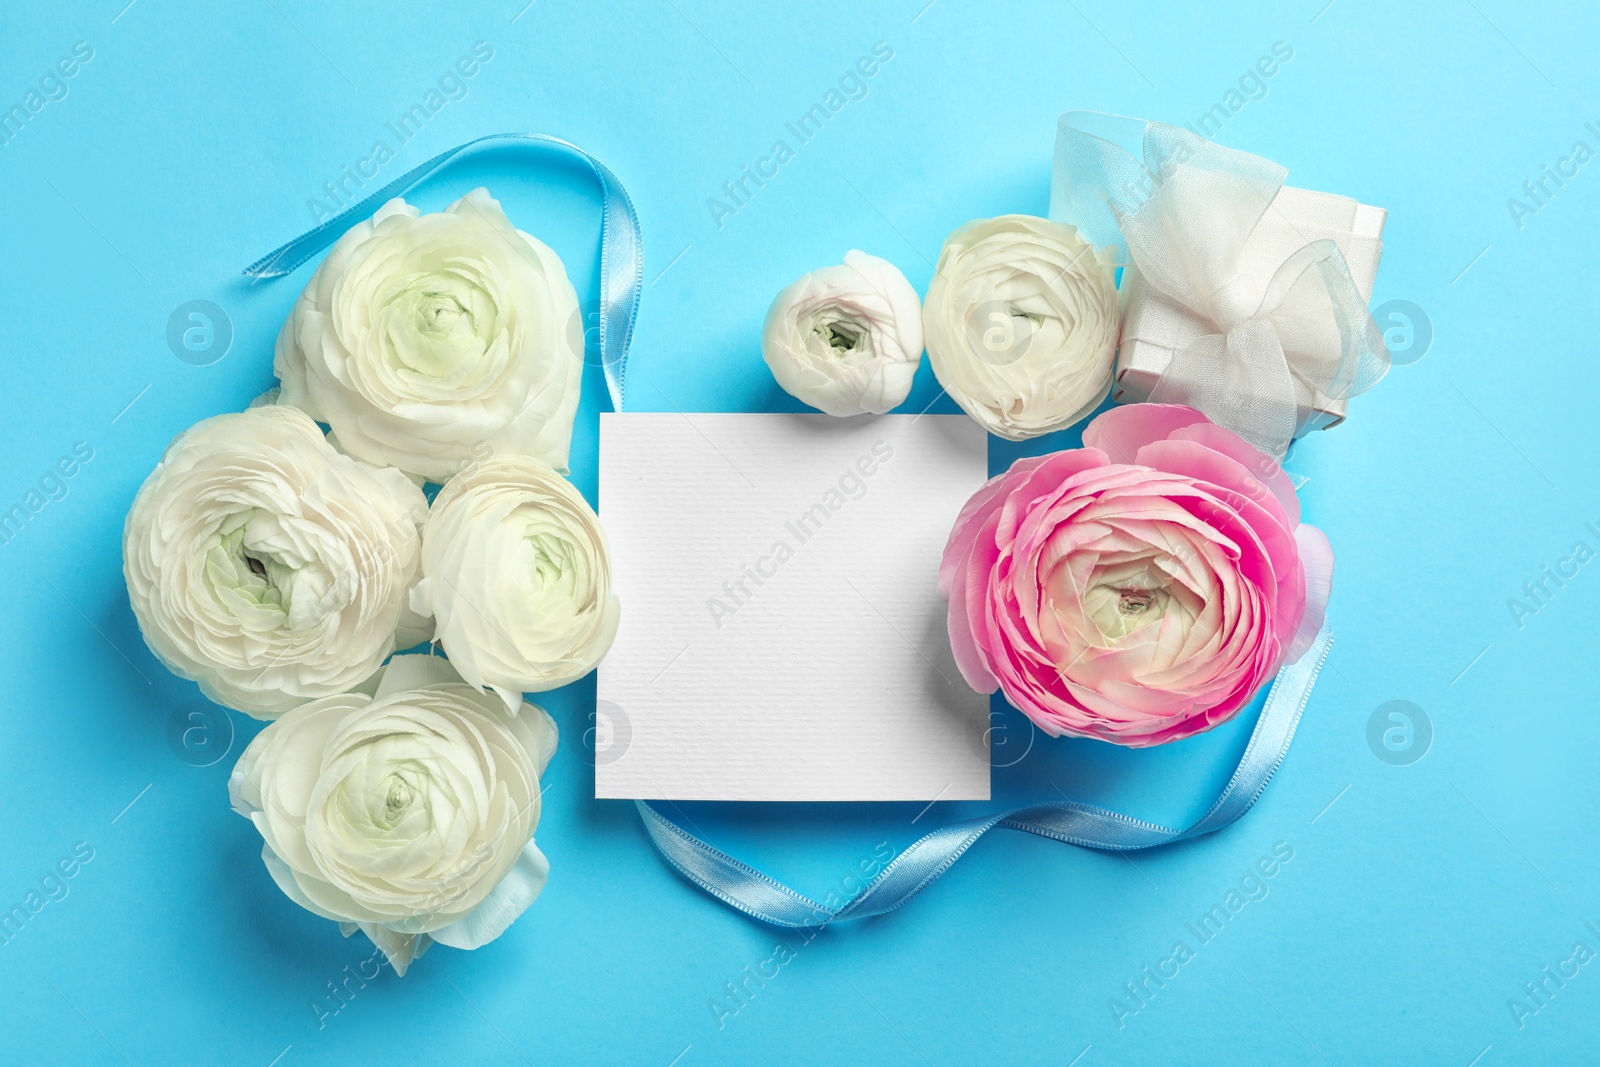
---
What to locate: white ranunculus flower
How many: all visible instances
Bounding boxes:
[274,187,584,483]
[229,654,557,976]
[923,214,1120,440]
[761,250,923,417]
[123,406,428,718]
[412,456,619,709]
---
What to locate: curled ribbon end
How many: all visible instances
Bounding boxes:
[241,247,300,278]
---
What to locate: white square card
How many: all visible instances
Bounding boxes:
[595,412,990,802]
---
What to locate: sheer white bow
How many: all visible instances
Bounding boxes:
[1051,111,1389,459]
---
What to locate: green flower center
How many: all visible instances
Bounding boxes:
[201,514,339,632]
[825,321,860,351]
[378,272,496,382]
[383,775,415,822]
[415,290,472,339]
[810,312,873,364]
[210,526,286,612]
[526,529,578,598]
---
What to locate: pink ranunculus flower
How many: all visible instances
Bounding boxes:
[939,403,1331,747]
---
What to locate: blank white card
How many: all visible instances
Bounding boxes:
[595,412,990,802]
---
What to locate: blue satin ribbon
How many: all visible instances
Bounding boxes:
[242,133,642,413]
[637,623,1332,927]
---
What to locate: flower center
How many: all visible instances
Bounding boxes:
[1117,587,1156,616]
[202,514,344,632]
[383,775,414,819]
[416,291,471,338]
[208,526,287,613]
[824,321,861,352]
[971,300,1041,365]
[525,529,578,598]
[1074,563,1175,644]
[379,276,495,383]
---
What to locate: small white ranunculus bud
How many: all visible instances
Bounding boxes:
[761,250,923,416]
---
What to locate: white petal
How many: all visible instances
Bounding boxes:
[354,922,430,978]
[427,840,549,950]
[374,653,465,698]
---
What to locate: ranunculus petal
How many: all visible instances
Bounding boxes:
[1080,403,1209,464]
[428,841,550,950]
[348,922,431,978]
[373,652,463,698]
[1287,524,1333,662]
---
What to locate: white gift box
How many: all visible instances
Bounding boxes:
[1111,185,1387,436]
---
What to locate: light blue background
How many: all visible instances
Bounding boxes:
[1,0,1595,1063]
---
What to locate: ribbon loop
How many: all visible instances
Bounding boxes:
[1051,111,1388,458]
[638,624,1332,928]
[243,133,642,413]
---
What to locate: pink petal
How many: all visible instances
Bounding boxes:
[1285,524,1333,663]
[1167,422,1300,527]
[1131,438,1284,526]
[1082,404,1208,464]
[940,477,1008,596]
[946,538,1000,694]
